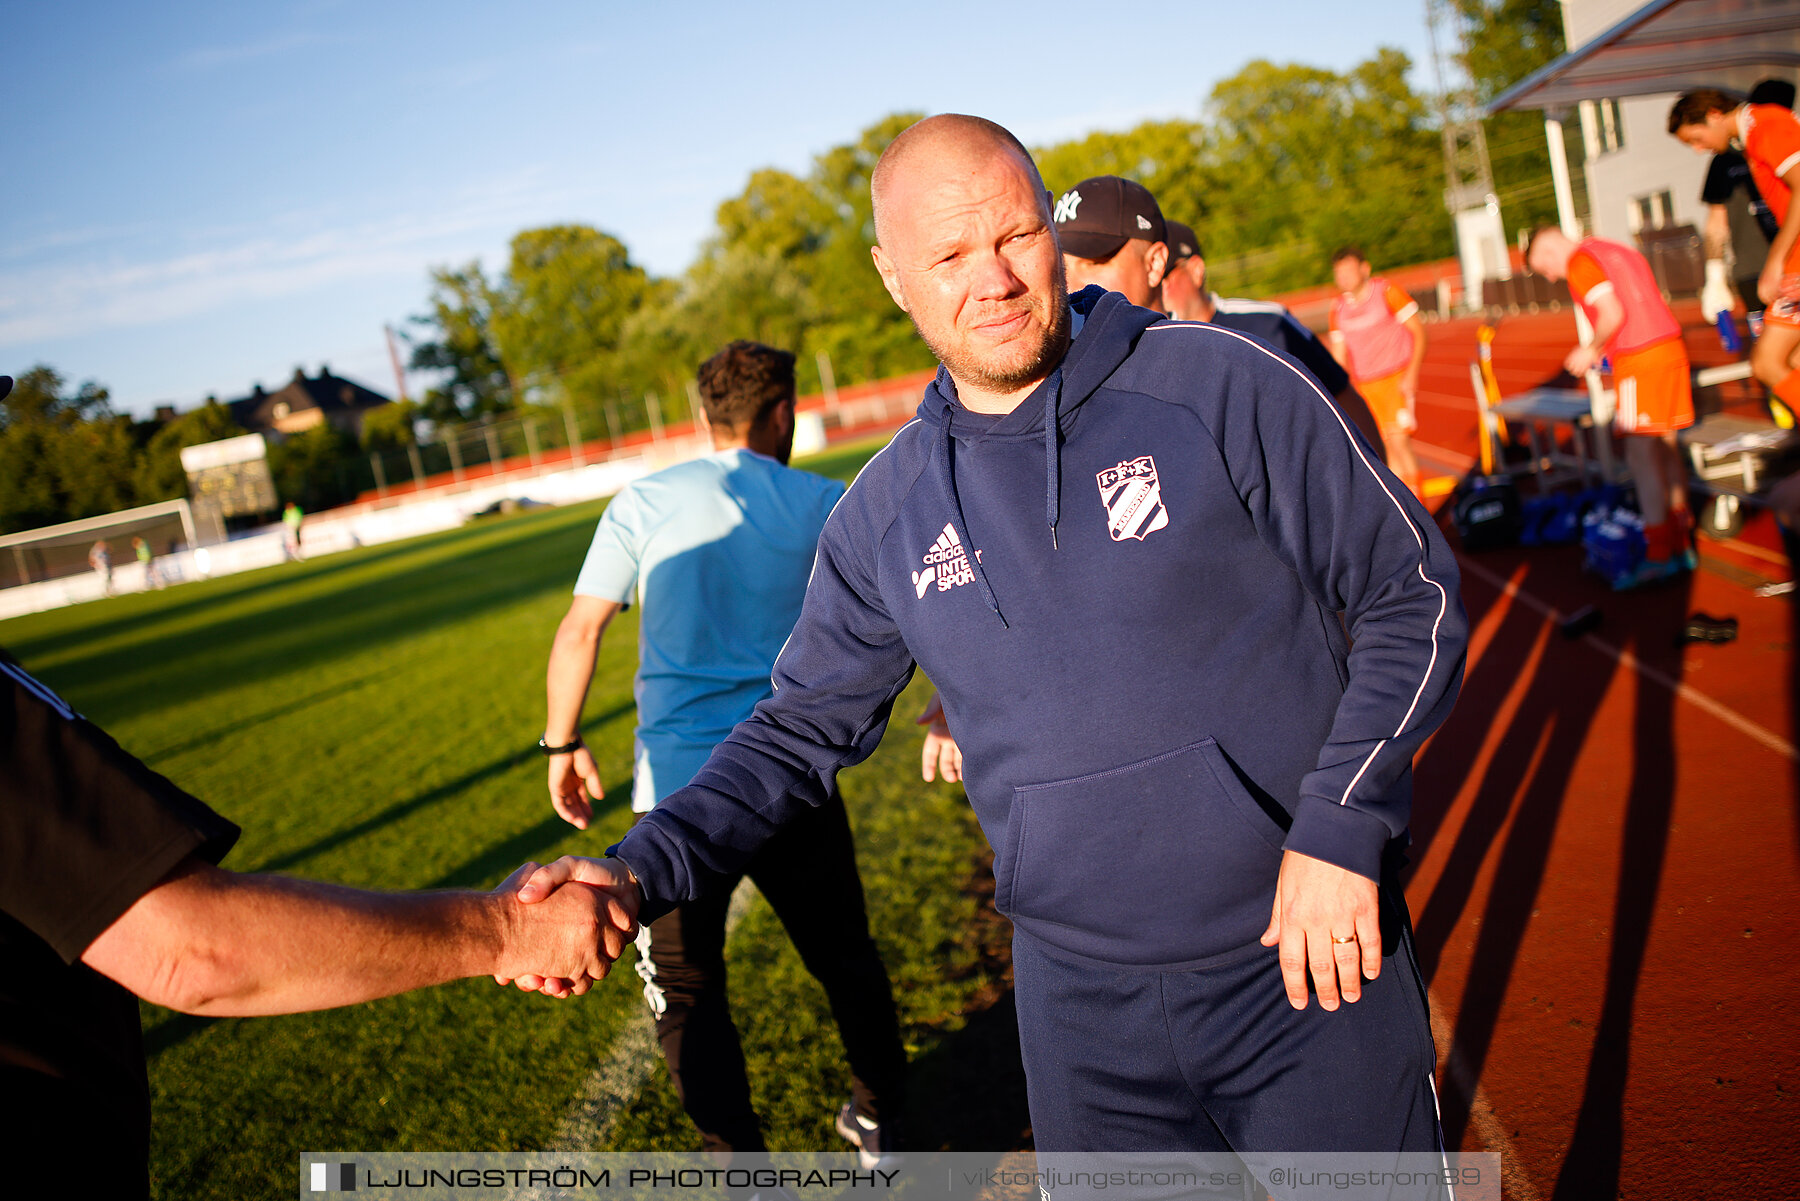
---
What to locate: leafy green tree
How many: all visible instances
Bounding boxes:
[133,399,247,503]
[269,423,358,513]
[0,365,136,534]
[1203,51,1451,290]
[1455,0,1569,236]
[408,263,512,421]
[360,400,420,455]
[1455,0,1566,98]
[489,225,657,408]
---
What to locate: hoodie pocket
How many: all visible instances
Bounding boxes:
[997,738,1287,966]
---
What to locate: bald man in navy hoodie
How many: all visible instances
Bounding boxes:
[517,115,1467,1160]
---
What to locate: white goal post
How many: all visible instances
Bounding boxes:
[1,498,199,591]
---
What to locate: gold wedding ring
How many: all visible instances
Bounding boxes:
[1331,935,1358,944]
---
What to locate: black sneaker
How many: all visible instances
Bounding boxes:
[834,1101,899,1170]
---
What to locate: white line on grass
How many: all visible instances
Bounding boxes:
[544,878,758,1151]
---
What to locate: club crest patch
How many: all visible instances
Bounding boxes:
[1095,455,1169,542]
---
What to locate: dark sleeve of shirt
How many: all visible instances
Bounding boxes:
[1267,315,1352,395]
[0,650,239,963]
[1701,152,1743,205]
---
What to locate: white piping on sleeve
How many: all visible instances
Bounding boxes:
[1580,279,1615,303]
[1393,300,1420,323]
[2,660,79,722]
[1141,323,1451,809]
[1776,150,1800,179]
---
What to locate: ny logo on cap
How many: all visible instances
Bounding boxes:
[1054,190,1082,223]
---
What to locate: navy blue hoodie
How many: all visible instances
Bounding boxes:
[614,287,1466,970]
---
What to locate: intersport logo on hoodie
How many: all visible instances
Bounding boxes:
[913,522,977,599]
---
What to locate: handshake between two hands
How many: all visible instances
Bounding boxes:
[490,857,641,1000]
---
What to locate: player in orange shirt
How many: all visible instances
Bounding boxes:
[1527,226,1694,581]
[1671,89,1800,414]
[1327,248,1426,495]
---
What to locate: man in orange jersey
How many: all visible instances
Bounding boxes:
[1671,88,1800,420]
[1327,248,1426,495]
[1526,225,1694,585]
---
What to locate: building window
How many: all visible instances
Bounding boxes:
[1630,190,1675,233]
[1595,99,1625,153]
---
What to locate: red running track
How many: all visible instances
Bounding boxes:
[1398,302,1796,1199]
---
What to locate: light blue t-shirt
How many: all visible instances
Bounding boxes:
[574,448,845,810]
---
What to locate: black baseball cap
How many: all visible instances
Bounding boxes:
[1053,176,1166,261]
[1164,221,1202,267]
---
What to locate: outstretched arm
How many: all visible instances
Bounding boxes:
[80,856,636,1015]
[545,596,623,829]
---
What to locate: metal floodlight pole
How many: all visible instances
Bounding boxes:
[371,454,388,498]
[384,324,412,404]
[407,443,426,489]
[447,432,465,482]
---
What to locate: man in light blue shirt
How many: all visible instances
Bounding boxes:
[540,341,904,1161]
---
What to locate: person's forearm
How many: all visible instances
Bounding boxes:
[1588,310,1624,351]
[90,861,515,1016]
[1405,321,1427,383]
[546,618,601,744]
[1703,204,1729,261]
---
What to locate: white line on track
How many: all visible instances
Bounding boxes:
[1457,556,1796,761]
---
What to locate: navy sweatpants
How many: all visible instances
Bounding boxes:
[1012,885,1443,1155]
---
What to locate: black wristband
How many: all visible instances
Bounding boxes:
[538,735,583,756]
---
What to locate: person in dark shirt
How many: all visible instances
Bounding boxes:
[1162,219,1388,461]
[1700,80,1794,318]
[0,636,635,1197]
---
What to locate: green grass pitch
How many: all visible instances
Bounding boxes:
[0,436,1027,1199]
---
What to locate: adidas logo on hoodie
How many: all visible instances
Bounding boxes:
[913,522,976,599]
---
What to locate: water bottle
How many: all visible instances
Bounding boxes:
[1716,312,1743,353]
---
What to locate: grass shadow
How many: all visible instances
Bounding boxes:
[135,667,401,763]
[249,700,630,875]
[26,511,599,727]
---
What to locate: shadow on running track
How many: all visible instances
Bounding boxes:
[1408,517,1690,1200]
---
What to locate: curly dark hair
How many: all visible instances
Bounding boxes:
[1329,245,1367,267]
[695,341,796,434]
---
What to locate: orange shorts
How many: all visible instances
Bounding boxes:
[1610,338,1693,435]
[1356,371,1416,434]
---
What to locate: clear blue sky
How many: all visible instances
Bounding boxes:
[3,1,1439,417]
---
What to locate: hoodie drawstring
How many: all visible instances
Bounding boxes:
[934,402,1008,627]
[1044,368,1063,550]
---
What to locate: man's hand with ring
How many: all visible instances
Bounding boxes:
[1259,849,1382,1011]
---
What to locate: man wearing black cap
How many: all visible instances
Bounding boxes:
[1053,175,1170,311]
[1162,222,1388,460]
